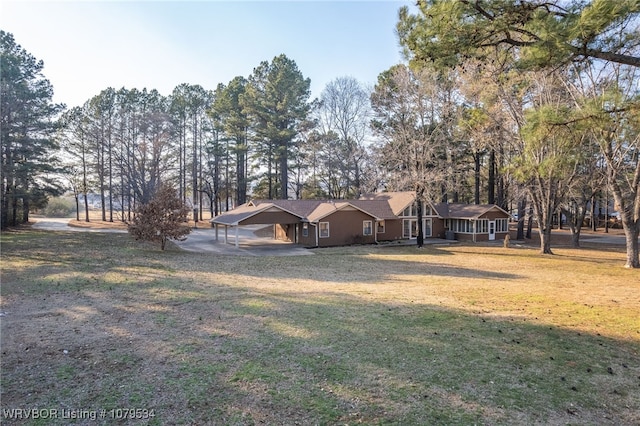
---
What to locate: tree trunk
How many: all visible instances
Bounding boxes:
[488,149,495,204]
[570,229,581,248]
[516,197,526,240]
[83,192,90,222]
[473,151,480,204]
[538,225,553,255]
[591,195,597,231]
[22,196,29,224]
[416,199,424,248]
[279,143,288,200]
[622,226,639,268]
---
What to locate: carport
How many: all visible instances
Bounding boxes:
[210,202,303,248]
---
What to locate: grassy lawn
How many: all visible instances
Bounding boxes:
[1,229,638,425]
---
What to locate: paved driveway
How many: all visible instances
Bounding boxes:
[30,218,313,256]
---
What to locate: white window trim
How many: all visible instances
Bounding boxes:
[363,220,373,236]
[319,222,330,238]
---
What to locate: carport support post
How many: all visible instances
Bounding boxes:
[235,226,239,248]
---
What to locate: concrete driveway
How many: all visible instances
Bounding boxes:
[30,218,313,256]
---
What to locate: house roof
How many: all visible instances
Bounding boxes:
[251,199,324,218]
[211,191,510,227]
[211,196,395,226]
[306,201,382,222]
[358,192,416,216]
[210,202,280,226]
[349,199,397,220]
[432,203,511,219]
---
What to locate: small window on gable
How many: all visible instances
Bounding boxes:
[363,220,373,236]
[302,222,309,237]
[319,222,329,238]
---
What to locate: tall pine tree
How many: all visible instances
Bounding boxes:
[1,31,64,228]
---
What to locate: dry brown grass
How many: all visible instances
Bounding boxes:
[1,229,638,425]
[68,209,213,230]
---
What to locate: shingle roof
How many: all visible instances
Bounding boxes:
[251,199,324,218]
[358,192,416,216]
[432,203,510,219]
[349,199,397,220]
[210,202,276,226]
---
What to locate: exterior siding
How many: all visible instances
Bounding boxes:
[318,210,377,247]
[241,211,300,225]
[377,219,404,242]
[431,217,446,239]
[297,223,316,247]
[297,209,377,247]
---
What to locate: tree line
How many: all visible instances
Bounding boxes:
[1,1,639,266]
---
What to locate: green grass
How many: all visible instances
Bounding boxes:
[1,228,638,425]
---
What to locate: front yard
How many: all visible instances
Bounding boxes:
[1,229,638,425]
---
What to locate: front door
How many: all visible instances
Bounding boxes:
[489,221,496,241]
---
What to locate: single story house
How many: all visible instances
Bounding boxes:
[210,192,511,248]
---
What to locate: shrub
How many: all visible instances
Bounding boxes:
[44,197,75,217]
[127,183,191,250]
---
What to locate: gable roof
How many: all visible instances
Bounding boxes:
[349,199,397,220]
[306,201,381,222]
[250,199,324,218]
[358,192,416,216]
[432,203,511,219]
[211,201,309,226]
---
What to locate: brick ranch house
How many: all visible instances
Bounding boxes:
[210,192,511,248]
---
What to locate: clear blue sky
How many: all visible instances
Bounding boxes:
[2,0,410,108]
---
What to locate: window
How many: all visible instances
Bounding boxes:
[363,220,373,236]
[377,220,385,234]
[401,203,417,217]
[449,219,476,233]
[476,220,488,233]
[424,218,432,237]
[319,222,329,238]
[496,218,508,233]
[302,222,309,237]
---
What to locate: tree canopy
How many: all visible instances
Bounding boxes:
[397,0,640,70]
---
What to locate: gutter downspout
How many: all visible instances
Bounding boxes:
[313,222,319,247]
[375,219,379,244]
[472,219,476,243]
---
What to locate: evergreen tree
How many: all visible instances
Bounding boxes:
[397,0,640,70]
[1,31,64,228]
[243,54,311,199]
